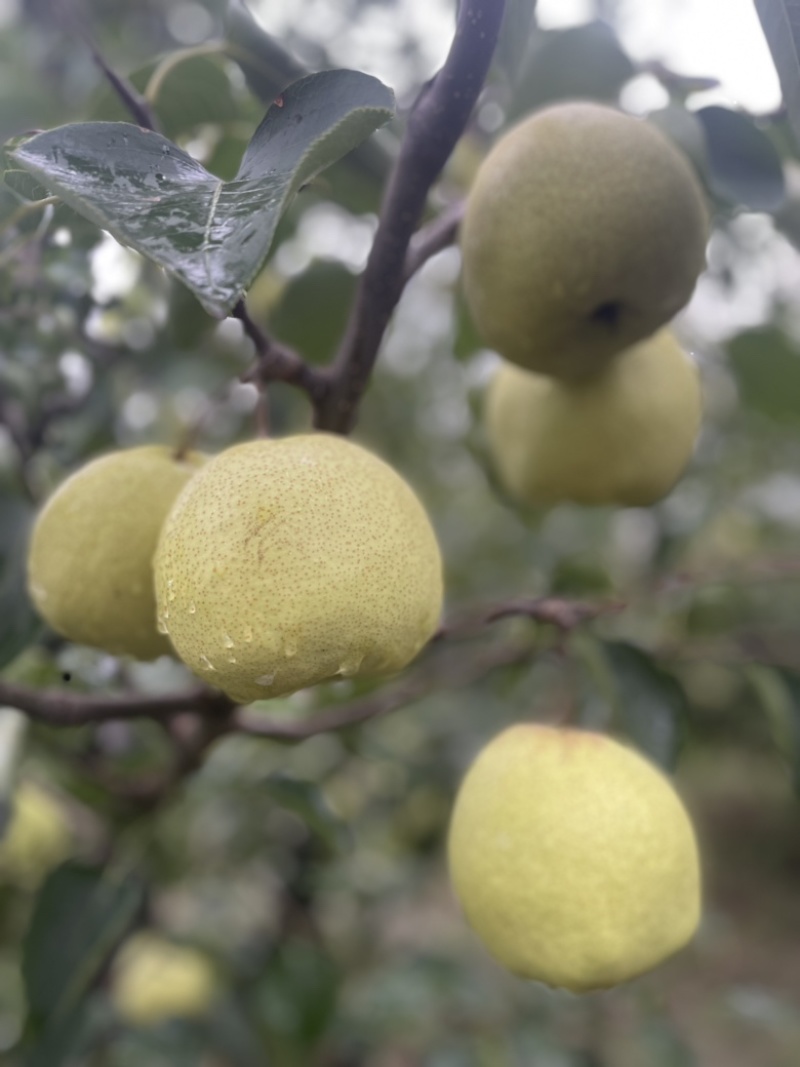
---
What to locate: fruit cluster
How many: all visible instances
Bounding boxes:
[27,435,444,699]
[22,102,706,996]
[461,101,709,508]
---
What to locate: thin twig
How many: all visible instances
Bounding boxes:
[234,299,329,407]
[436,596,626,640]
[83,35,160,132]
[315,0,506,433]
[404,200,465,281]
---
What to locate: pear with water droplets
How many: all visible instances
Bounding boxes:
[153,434,443,703]
[27,446,206,660]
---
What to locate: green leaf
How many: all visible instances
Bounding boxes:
[262,773,350,853]
[509,21,635,120]
[602,642,687,768]
[0,490,41,670]
[22,861,143,1027]
[727,325,800,425]
[251,939,339,1052]
[269,259,358,364]
[754,0,800,149]
[747,664,800,794]
[8,70,395,317]
[694,105,786,211]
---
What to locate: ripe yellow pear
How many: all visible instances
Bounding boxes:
[461,101,709,380]
[484,330,702,508]
[111,932,217,1026]
[154,434,443,703]
[448,724,701,993]
[0,780,72,889]
[27,446,205,660]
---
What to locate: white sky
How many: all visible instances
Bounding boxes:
[251,0,782,114]
[537,0,781,113]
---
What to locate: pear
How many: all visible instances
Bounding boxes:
[27,446,205,660]
[153,434,443,703]
[111,933,217,1027]
[448,724,701,992]
[484,330,702,508]
[461,101,709,380]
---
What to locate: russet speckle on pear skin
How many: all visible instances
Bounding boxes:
[154,433,444,704]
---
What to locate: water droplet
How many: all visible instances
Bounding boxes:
[337,656,363,678]
[223,634,234,649]
[167,589,176,603]
[254,673,274,687]
[283,640,297,659]
[162,608,170,620]
[227,656,237,664]
[199,654,216,671]
[188,603,196,615]
[243,626,253,643]
[157,617,169,635]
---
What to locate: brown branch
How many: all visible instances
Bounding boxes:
[81,33,160,132]
[0,594,613,734]
[0,679,233,727]
[234,637,535,741]
[436,596,626,640]
[403,200,465,282]
[234,299,330,408]
[315,0,506,433]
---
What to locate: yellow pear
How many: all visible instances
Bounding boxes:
[27,446,205,660]
[0,780,72,889]
[461,101,709,380]
[111,932,217,1026]
[484,330,702,508]
[153,434,443,703]
[448,724,701,993]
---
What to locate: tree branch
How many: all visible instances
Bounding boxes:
[83,34,160,132]
[234,637,534,741]
[315,0,506,432]
[233,299,330,408]
[403,200,465,282]
[0,679,233,727]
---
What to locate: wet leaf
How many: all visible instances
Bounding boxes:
[8,70,395,317]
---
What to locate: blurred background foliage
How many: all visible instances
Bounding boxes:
[2,0,800,1064]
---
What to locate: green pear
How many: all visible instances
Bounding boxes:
[27,446,205,660]
[484,330,702,508]
[461,101,709,380]
[153,434,443,703]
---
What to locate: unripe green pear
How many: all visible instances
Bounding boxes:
[448,724,701,992]
[484,330,702,508]
[27,446,205,660]
[461,101,709,380]
[153,434,443,704]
